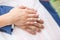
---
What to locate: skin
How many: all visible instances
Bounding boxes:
[0,6,44,35]
[14,6,44,35]
[0,6,36,27]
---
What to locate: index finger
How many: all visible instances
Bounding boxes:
[25,7,37,12]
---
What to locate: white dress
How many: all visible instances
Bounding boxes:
[0,0,60,40]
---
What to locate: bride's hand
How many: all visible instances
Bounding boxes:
[14,7,44,35]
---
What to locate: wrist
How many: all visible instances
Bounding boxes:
[0,13,13,27]
[6,13,15,24]
[3,13,14,24]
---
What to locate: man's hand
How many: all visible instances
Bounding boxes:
[16,19,44,35]
[25,19,44,35]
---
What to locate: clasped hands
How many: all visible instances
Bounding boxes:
[9,6,44,35]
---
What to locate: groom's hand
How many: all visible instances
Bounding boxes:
[15,19,44,35]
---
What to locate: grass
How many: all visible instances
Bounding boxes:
[50,0,60,17]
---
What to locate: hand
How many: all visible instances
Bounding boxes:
[24,19,44,35]
[14,7,44,35]
[15,19,44,35]
[8,6,37,25]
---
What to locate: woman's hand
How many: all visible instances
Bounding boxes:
[14,7,44,35]
[9,6,37,25]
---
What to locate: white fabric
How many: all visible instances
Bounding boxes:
[0,0,60,40]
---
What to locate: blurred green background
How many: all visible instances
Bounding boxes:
[50,0,60,17]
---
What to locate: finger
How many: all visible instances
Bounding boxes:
[27,14,39,18]
[25,9,37,14]
[38,24,44,29]
[25,21,44,29]
[31,22,44,29]
[25,7,37,12]
[27,26,41,32]
[26,18,38,22]
[37,19,44,24]
[24,28,36,35]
